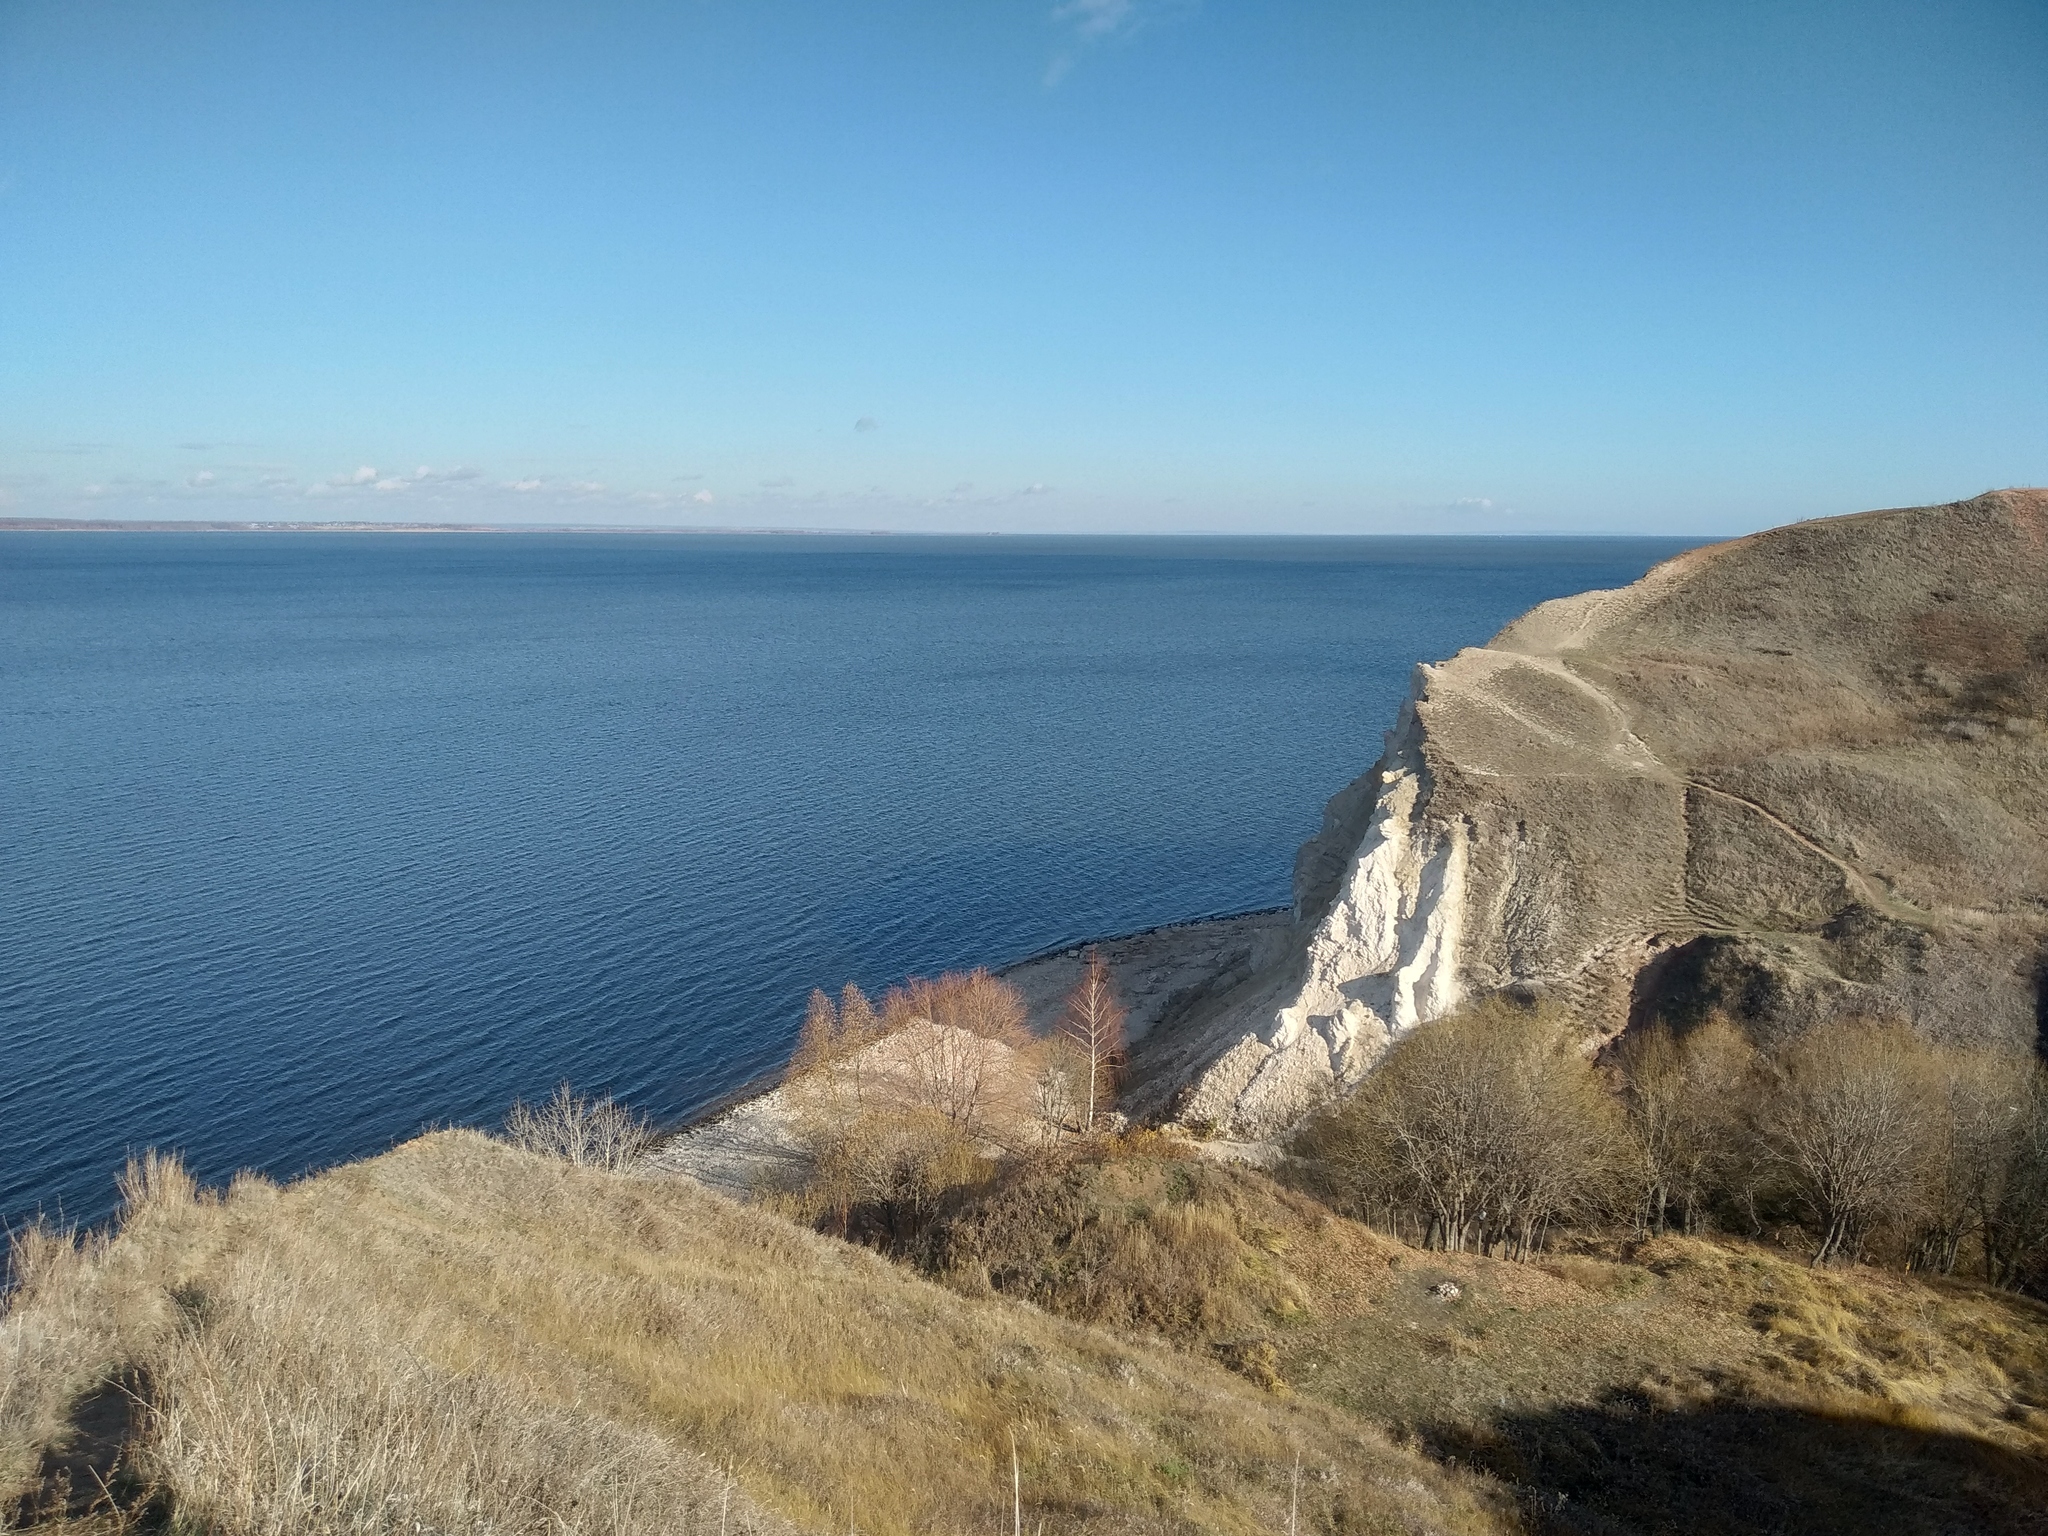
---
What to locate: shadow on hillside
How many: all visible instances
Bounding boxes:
[1427,1391,2048,1536]
[9,1367,166,1533]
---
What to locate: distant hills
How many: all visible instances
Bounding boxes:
[0,516,894,534]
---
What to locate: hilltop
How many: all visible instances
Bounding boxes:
[1141,490,2048,1138]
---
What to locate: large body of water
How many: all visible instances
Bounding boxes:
[1,532,1694,1225]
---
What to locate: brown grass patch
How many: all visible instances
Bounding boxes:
[4,1134,1507,1535]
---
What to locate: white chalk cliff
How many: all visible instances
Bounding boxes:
[1129,491,2048,1140]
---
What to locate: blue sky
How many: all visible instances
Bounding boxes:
[1,1,2042,534]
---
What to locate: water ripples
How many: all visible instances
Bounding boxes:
[1,531,1694,1225]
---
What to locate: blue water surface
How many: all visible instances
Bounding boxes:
[1,532,1695,1225]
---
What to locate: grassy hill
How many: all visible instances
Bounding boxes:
[1,1132,1501,1535]
[9,1132,2048,1535]
[907,1148,2048,1535]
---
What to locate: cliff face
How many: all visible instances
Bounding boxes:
[1143,490,2048,1139]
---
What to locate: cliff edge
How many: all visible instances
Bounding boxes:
[1137,489,2048,1138]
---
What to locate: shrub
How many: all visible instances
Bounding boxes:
[788,1104,990,1243]
[1303,997,1627,1258]
[503,1083,654,1170]
[1613,1014,1758,1235]
[1982,1067,2048,1289]
[1752,1018,1940,1266]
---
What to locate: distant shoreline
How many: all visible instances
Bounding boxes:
[2,517,1712,540]
[0,516,900,535]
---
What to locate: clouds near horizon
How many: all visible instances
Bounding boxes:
[1,0,2042,534]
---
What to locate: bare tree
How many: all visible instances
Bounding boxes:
[1974,1061,2048,1289]
[503,1083,654,1171]
[1059,951,1126,1134]
[894,971,1030,1139]
[1306,997,1625,1258]
[1755,1019,1938,1266]
[1615,1015,1757,1234]
[1907,1047,2030,1274]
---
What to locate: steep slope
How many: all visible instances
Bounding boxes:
[906,1150,2048,1536]
[1142,490,2048,1138]
[1,1133,1505,1535]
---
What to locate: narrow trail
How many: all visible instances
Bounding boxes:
[1681,778,1937,931]
[1523,651,1943,933]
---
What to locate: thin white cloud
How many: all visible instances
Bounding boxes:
[186,470,215,488]
[1045,0,1192,85]
[1054,0,1137,40]
[692,489,714,504]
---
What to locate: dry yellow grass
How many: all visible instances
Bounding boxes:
[2,1133,1507,1535]
[904,1149,2048,1534]
[1634,1236,2048,1440]
[2,1154,236,1527]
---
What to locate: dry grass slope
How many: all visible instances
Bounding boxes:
[2,1133,1506,1536]
[902,1148,2048,1535]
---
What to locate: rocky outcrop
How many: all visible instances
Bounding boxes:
[1135,490,2048,1139]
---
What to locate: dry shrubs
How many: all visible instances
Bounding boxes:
[788,1105,989,1242]
[779,970,1045,1240]
[918,1153,1313,1355]
[7,1131,1509,1536]
[1302,998,1627,1258]
[1613,1013,1756,1235]
[1625,1015,2048,1277]
[1913,1043,2048,1285]
[791,972,1031,1135]
[1303,997,2048,1282]
[1759,1019,1951,1265]
[503,1082,655,1170]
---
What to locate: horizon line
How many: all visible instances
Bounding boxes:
[0,515,1712,540]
